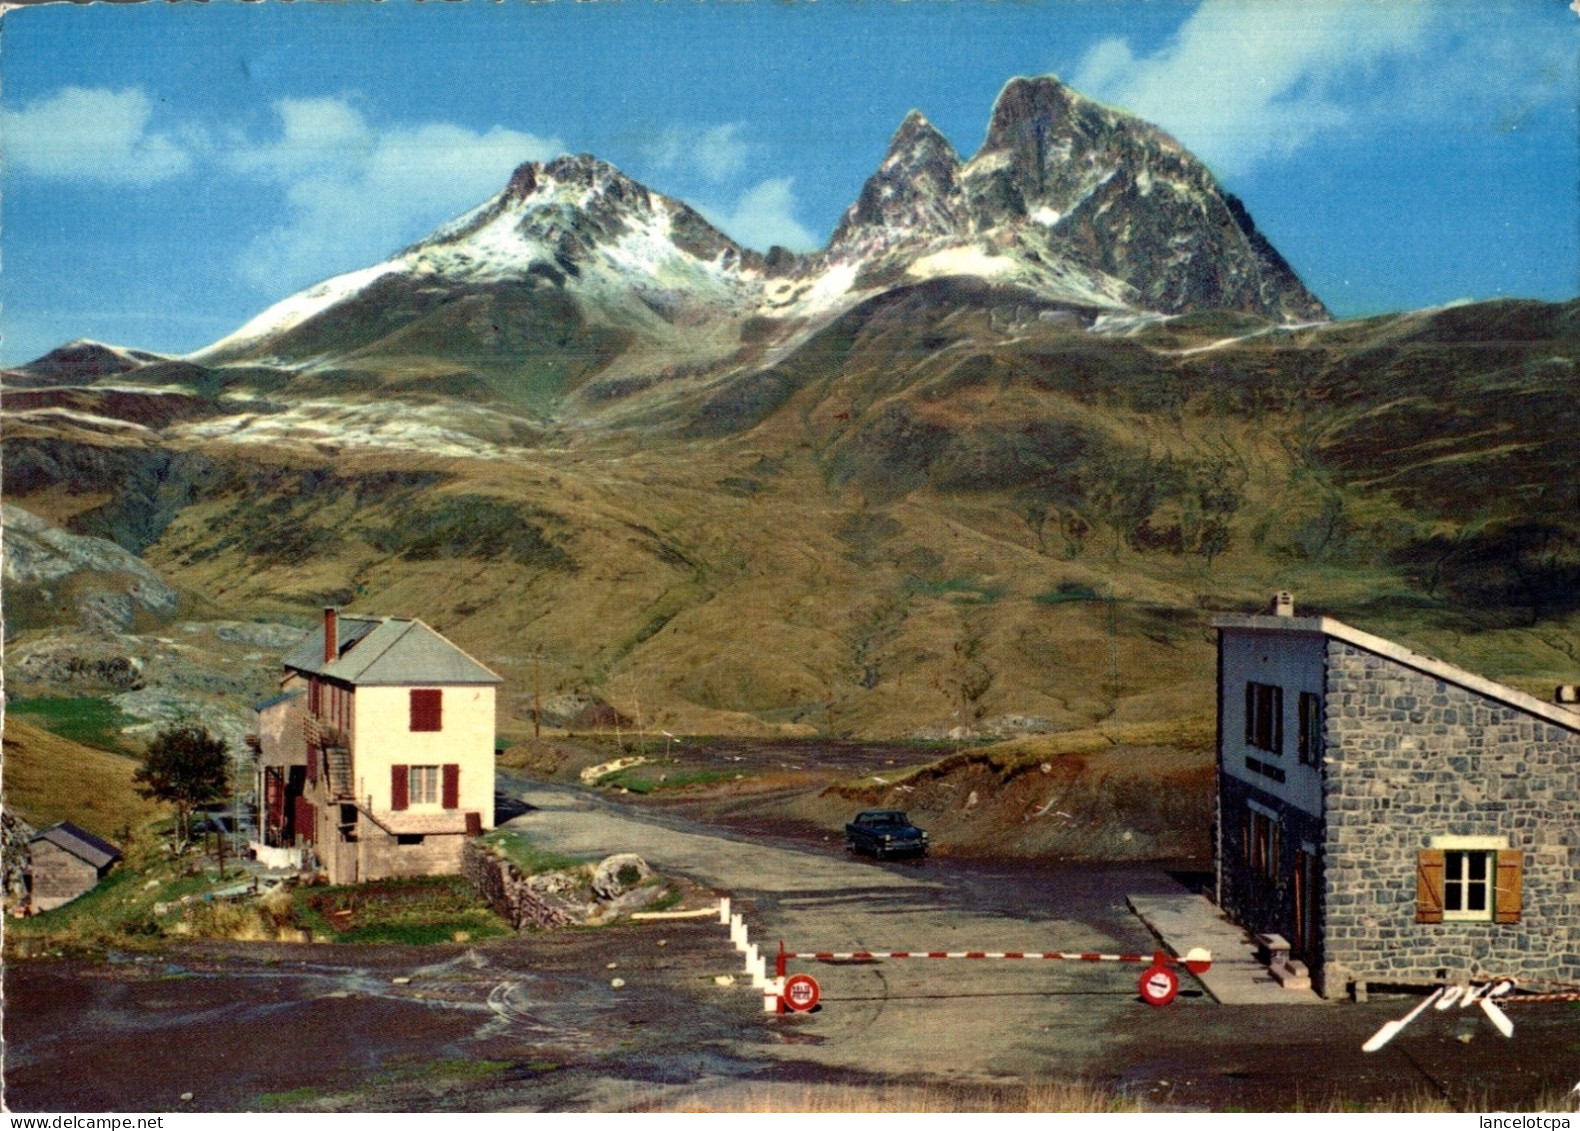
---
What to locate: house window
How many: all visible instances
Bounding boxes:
[409,765,441,806]
[410,689,442,732]
[1443,851,1493,920]
[1417,847,1522,924]
[1245,807,1281,883]
[1297,692,1322,766]
[1245,682,1283,754]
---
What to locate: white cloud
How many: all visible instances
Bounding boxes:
[4,87,191,184]
[700,177,818,253]
[644,122,751,183]
[232,97,562,292]
[1073,0,1432,175]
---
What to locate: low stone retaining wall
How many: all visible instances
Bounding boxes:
[461,840,575,930]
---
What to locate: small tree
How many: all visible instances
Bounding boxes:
[134,724,230,848]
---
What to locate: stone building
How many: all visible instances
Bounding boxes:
[28,822,122,912]
[256,608,501,885]
[249,687,307,867]
[1215,595,1580,998]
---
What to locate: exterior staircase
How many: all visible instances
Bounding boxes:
[304,714,354,799]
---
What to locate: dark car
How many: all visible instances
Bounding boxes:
[845,809,928,859]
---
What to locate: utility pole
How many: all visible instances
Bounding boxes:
[533,645,543,739]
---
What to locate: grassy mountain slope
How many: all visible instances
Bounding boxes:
[1,717,161,839]
[4,295,1578,740]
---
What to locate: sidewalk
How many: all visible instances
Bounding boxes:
[1127,887,1327,1005]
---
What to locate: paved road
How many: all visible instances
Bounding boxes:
[503,779,1202,1084]
[14,778,1570,1111]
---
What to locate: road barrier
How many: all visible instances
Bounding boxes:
[707,896,1212,1014]
[769,937,1211,1014]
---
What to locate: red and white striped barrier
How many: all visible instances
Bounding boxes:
[770,940,1211,1013]
[780,948,1213,969]
[708,897,1212,1014]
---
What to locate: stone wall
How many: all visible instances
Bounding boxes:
[30,841,100,911]
[1322,639,1580,991]
[360,827,465,883]
[461,840,574,930]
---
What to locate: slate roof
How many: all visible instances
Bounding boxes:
[31,822,122,869]
[253,688,306,713]
[282,616,500,687]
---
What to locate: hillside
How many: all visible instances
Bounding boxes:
[1,717,161,840]
[4,296,1577,742]
[2,73,1576,744]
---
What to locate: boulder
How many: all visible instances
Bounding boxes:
[591,853,650,900]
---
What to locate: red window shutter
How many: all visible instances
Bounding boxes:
[1416,850,1445,923]
[294,799,316,845]
[391,764,410,811]
[1494,851,1523,923]
[410,689,442,732]
[266,771,285,826]
[442,763,460,810]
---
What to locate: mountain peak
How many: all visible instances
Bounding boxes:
[829,108,962,249]
[192,72,1327,375]
[980,74,1089,145]
[889,110,956,161]
[961,73,1327,321]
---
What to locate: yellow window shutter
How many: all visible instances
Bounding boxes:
[1416,850,1445,923]
[1494,850,1523,924]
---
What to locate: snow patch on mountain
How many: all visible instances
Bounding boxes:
[193,262,400,362]
[906,246,1017,282]
[173,399,532,460]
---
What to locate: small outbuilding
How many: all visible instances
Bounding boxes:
[1215,594,1580,998]
[28,822,123,912]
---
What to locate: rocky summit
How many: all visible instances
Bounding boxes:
[828,77,1327,322]
[170,75,1327,414]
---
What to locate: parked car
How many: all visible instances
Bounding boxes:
[845,810,928,859]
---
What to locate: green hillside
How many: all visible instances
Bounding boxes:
[5,294,1578,739]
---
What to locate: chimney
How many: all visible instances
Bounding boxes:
[1271,591,1295,617]
[323,607,338,664]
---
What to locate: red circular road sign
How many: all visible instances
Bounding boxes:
[1138,964,1180,1007]
[783,973,821,1012]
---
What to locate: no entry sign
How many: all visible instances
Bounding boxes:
[783,973,821,1012]
[1138,964,1179,1007]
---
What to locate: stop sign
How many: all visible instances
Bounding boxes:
[783,973,821,1012]
[1138,964,1179,1007]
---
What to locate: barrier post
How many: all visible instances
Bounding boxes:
[776,940,787,1015]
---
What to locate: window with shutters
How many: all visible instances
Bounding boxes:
[410,689,442,732]
[1245,682,1283,754]
[1417,846,1522,923]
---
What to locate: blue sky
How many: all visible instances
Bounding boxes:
[2,0,1576,364]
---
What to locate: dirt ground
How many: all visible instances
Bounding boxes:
[5,763,1580,1112]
